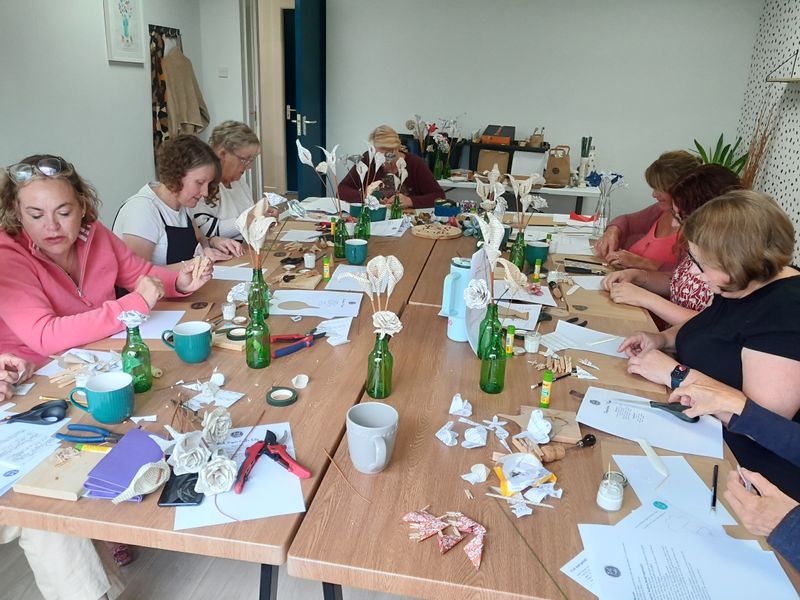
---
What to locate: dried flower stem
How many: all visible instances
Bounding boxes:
[323,447,371,503]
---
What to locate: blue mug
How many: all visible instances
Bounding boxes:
[345,238,368,265]
[68,372,134,425]
[162,321,212,363]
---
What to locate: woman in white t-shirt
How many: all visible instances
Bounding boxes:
[114,135,243,266]
[190,121,278,239]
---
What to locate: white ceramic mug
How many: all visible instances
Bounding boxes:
[346,402,399,474]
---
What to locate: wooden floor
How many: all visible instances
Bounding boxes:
[0,541,411,600]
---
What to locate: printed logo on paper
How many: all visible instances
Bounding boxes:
[604,566,621,578]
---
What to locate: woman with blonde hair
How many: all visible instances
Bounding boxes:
[338,124,445,208]
[619,190,800,500]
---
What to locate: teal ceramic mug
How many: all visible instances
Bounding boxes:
[162,321,212,363]
[525,241,550,267]
[68,372,134,424]
[345,238,368,266]
[349,203,363,218]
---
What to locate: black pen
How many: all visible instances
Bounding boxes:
[711,464,719,512]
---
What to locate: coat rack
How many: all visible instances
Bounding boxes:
[148,24,182,51]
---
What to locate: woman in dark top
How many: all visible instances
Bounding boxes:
[337,125,444,209]
[618,190,800,500]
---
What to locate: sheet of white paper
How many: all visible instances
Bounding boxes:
[34,349,122,377]
[269,290,362,319]
[13,383,35,396]
[0,416,69,497]
[184,389,245,412]
[315,317,353,340]
[496,300,542,331]
[493,280,556,307]
[173,423,305,530]
[296,196,348,216]
[280,230,322,242]
[523,226,556,242]
[572,275,605,291]
[213,266,256,282]
[560,553,600,596]
[369,218,407,237]
[579,523,796,600]
[130,415,157,424]
[324,265,387,293]
[553,320,626,358]
[111,311,185,339]
[576,386,724,459]
[550,233,594,256]
[613,455,736,525]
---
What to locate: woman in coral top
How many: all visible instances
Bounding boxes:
[0,155,211,367]
[594,150,701,271]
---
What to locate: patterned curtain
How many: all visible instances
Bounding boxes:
[149,28,169,166]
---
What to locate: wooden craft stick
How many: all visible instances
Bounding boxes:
[484,492,554,509]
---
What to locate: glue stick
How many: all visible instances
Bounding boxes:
[539,369,553,408]
[505,325,515,356]
[533,258,542,278]
[322,255,331,281]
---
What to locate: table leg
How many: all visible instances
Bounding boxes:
[259,564,278,600]
[322,582,343,600]
[575,195,584,215]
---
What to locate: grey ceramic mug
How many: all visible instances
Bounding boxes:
[346,402,399,474]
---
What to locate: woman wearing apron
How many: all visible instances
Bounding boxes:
[114,135,243,266]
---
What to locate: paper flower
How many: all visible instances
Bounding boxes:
[373,310,403,338]
[435,421,458,446]
[194,452,237,495]
[296,139,314,167]
[496,258,527,296]
[385,255,404,298]
[112,459,170,504]
[235,198,277,268]
[165,426,211,475]
[340,271,374,301]
[449,393,473,417]
[525,409,552,443]
[364,193,382,210]
[201,407,232,444]
[476,213,505,271]
[460,463,490,484]
[464,278,491,309]
[485,164,502,185]
[117,310,147,328]
[461,425,488,449]
[356,160,369,184]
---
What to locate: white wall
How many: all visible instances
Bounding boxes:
[326,0,762,216]
[0,0,243,225]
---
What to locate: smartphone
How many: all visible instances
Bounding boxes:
[157,471,205,507]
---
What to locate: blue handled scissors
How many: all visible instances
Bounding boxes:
[55,424,122,444]
[0,399,68,425]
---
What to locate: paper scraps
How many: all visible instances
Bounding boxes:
[448,393,472,417]
[524,409,552,443]
[575,366,598,380]
[579,358,599,370]
[435,421,458,447]
[315,317,353,346]
[461,424,488,449]
[524,483,562,504]
[461,464,490,485]
[182,381,245,412]
[402,508,486,569]
[510,494,533,518]
[497,453,555,494]
[130,415,157,425]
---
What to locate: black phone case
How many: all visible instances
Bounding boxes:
[157,471,205,507]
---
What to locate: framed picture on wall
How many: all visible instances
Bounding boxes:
[103,0,145,63]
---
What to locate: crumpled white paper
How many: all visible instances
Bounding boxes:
[497,453,550,493]
[510,494,533,518]
[117,310,148,329]
[525,410,552,444]
[209,368,225,387]
[194,452,238,495]
[460,464,490,485]
[575,366,598,380]
[448,393,472,417]
[461,426,488,449]
[227,282,251,303]
[165,426,211,475]
[202,407,232,444]
[524,483,563,504]
[435,421,458,447]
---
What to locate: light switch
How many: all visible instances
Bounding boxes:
[218,66,229,78]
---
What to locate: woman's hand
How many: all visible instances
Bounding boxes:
[602,269,644,291]
[669,378,746,421]
[627,349,676,386]
[593,226,621,258]
[724,469,798,537]
[134,275,165,308]
[606,250,660,270]
[0,353,34,385]
[209,237,244,259]
[176,258,213,294]
[618,330,666,357]
[608,281,650,308]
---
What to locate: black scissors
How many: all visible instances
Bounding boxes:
[55,424,122,444]
[612,399,699,423]
[0,399,68,425]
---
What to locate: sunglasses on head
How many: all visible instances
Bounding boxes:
[5,157,73,185]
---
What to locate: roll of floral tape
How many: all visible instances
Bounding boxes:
[226,327,247,341]
[267,386,298,407]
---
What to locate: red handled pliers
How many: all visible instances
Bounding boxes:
[270,328,325,359]
[235,429,311,494]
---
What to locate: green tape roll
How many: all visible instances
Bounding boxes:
[226,327,247,341]
[267,386,298,407]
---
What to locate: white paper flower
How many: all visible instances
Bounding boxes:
[296,139,314,167]
[366,256,389,293]
[373,310,403,338]
[317,144,339,168]
[493,194,508,219]
[530,194,548,211]
[194,452,237,495]
[364,181,383,201]
[373,151,386,172]
[475,179,491,202]
[479,199,496,212]
[496,258,527,295]
[340,271,374,301]
[315,161,328,174]
[464,278,491,309]
[202,407,232,444]
[235,199,277,252]
[525,409,552,443]
[485,164,502,185]
[476,213,505,271]
[118,310,147,328]
[165,428,211,475]
[112,459,170,504]
[384,255,404,298]
[356,160,369,184]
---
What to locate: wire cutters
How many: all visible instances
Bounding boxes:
[270,328,325,359]
[611,399,699,423]
[55,424,123,444]
[235,429,311,493]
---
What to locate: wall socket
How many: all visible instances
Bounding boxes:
[217,66,229,78]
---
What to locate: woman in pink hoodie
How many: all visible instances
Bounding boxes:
[0,155,212,368]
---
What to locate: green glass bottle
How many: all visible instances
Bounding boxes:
[477,303,500,360]
[249,267,270,318]
[366,334,393,399]
[121,325,152,393]
[355,206,371,240]
[479,325,506,394]
[245,303,270,369]
[390,195,403,219]
[333,216,350,258]
[509,233,526,270]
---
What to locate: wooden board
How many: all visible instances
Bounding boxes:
[273,270,323,290]
[13,450,104,501]
[496,406,582,444]
[411,224,462,240]
[212,331,245,352]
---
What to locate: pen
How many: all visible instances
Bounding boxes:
[530,370,574,390]
[711,464,719,512]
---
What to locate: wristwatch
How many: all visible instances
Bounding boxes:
[670,364,690,390]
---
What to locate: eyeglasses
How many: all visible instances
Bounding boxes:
[687,248,704,273]
[5,157,73,184]
[231,151,258,168]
